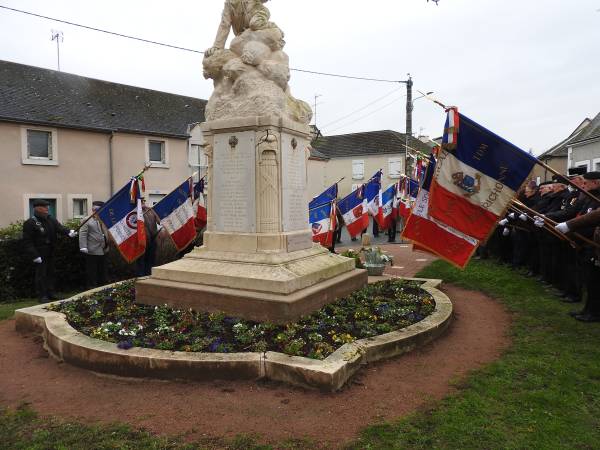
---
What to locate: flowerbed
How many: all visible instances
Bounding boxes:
[48,279,435,360]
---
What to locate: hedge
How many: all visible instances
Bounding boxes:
[0,220,190,302]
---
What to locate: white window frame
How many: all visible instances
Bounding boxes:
[21,126,59,166]
[352,159,365,180]
[23,193,63,221]
[146,138,169,168]
[147,189,168,206]
[593,158,600,172]
[567,147,573,168]
[388,157,403,179]
[67,194,93,219]
[351,183,362,192]
[575,160,591,172]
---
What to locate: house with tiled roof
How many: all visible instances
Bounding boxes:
[310,130,432,197]
[0,59,206,227]
[567,112,600,174]
[536,117,592,180]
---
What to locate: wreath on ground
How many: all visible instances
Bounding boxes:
[49,279,435,360]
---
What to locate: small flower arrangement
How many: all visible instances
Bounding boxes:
[361,246,393,276]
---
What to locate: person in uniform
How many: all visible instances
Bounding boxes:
[556,192,600,322]
[22,199,77,302]
[79,201,109,288]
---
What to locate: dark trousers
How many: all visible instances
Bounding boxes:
[387,219,397,242]
[582,259,600,316]
[136,241,157,277]
[86,254,107,288]
[511,229,530,267]
[334,226,342,244]
[372,219,379,237]
[35,254,55,299]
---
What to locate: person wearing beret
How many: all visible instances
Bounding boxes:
[554,171,600,322]
[22,199,77,302]
[79,201,110,288]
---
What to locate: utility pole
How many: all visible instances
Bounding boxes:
[51,30,64,71]
[405,74,413,138]
[313,94,322,128]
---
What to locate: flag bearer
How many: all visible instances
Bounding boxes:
[22,199,77,302]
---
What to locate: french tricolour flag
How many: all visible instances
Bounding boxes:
[364,171,382,218]
[338,186,369,238]
[309,201,336,247]
[97,178,146,263]
[402,155,479,269]
[310,183,338,210]
[193,178,207,230]
[153,179,197,251]
[429,109,537,240]
[380,184,396,230]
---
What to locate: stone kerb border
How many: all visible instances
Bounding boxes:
[14,278,452,391]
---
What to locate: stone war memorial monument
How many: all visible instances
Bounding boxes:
[136,0,367,324]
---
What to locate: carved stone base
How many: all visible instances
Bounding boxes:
[135,245,367,324]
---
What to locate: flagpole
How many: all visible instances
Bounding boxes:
[75,164,153,232]
[512,199,600,249]
[508,203,578,248]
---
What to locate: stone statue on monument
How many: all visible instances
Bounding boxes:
[136,0,366,324]
[202,0,312,124]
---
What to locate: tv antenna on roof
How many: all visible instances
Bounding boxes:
[51,29,64,71]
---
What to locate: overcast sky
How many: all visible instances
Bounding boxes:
[0,0,599,154]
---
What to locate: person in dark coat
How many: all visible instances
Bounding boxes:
[22,199,77,302]
[557,196,600,322]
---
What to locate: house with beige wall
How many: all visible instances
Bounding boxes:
[534,113,600,182]
[0,60,206,228]
[309,130,432,198]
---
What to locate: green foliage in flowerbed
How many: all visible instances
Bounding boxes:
[340,249,365,269]
[48,278,435,360]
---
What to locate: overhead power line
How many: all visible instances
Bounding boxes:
[0,4,403,83]
[328,94,408,134]
[322,86,404,128]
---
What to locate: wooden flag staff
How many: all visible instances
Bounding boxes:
[512,199,600,250]
[75,164,153,231]
[508,203,578,248]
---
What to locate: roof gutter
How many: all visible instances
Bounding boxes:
[0,116,191,140]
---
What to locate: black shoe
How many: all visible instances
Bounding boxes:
[560,295,580,304]
[574,314,600,322]
[39,297,50,303]
[47,294,59,300]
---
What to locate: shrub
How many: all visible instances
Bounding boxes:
[0,220,182,302]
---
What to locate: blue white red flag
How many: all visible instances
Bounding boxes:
[364,171,382,218]
[97,177,146,263]
[402,155,479,268]
[380,184,396,230]
[309,184,338,210]
[338,186,369,238]
[309,201,336,247]
[429,108,537,240]
[153,178,197,251]
[193,178,207,230]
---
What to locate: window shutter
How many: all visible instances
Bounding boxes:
[352,160,364,179]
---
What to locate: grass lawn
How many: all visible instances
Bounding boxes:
[2,259,600,449]
[0,301,37,321]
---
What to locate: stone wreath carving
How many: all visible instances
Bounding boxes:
[203,0,313,124]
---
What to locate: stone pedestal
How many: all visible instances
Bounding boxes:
[136,116,366,324]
